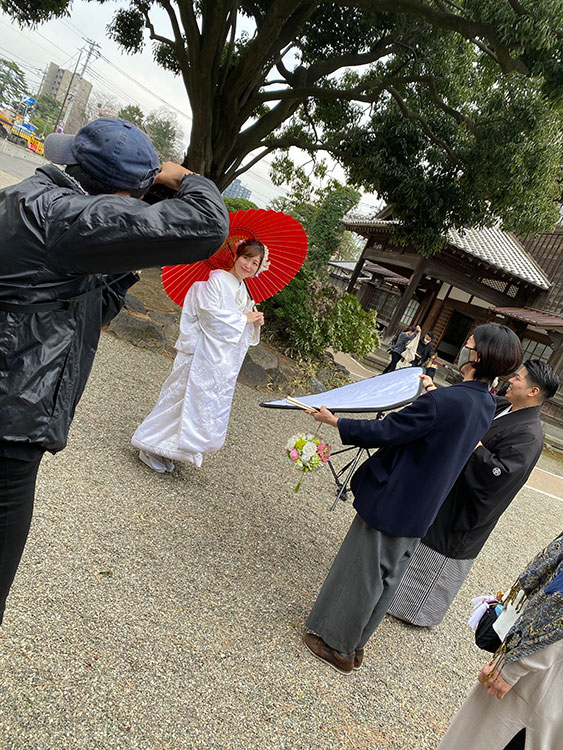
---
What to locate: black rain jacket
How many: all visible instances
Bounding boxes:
[0,164,228,455]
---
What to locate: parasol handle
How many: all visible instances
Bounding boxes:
[286,396,319,413]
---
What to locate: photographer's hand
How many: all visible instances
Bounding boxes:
[154,162,196,190]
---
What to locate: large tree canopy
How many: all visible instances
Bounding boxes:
[10,0,562,252]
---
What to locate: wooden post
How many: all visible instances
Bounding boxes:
[547,331,563,373]
[383,256,426,341]
[347,244,368,294]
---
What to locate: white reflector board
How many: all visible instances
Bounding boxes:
[260,367,425,413]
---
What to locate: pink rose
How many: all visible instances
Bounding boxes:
[317,443,331,462]
[289,448,299,461]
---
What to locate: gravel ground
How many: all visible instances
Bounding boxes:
[1,332,562,750]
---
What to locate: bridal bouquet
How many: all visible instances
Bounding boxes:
[286,433,331,492]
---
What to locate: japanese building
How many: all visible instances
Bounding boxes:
[341,212,563,426]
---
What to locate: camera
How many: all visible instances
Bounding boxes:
[142,183,177,205]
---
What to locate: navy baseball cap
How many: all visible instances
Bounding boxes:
[44,117,160,191]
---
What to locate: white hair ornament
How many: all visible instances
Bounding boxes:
[254,244,270,276]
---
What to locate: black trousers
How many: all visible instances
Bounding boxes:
[382,351,402,374]
[0,454,43,623]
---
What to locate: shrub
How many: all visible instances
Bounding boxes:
[261,266,379,361]
[332,292,379,357]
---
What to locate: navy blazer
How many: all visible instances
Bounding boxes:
[338,380,496,538]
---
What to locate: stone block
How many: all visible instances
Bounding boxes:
[107,310,165,352]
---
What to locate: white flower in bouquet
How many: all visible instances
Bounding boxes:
[286,435,300,451]
[301,441,318,461]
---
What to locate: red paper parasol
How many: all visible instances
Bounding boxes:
[162,209,307,305]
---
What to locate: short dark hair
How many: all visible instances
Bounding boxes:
[425,331,434,339]
[472,323,522,381]
[524,359,559,401]
[65,164,146,199]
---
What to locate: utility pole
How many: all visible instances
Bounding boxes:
[54,50,82,133]
[36,65,47,98]
[53,39,100,134]
[61,38,100,132]
[62,39,101,132]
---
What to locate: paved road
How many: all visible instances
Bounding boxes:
[0,144,45,180]
[527,466,563,500]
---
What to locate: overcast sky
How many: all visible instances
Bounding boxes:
[0,3,381,212]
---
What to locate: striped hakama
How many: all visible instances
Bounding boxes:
[387,542,475,627]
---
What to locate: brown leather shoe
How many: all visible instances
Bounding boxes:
[353,648,364,670]
[303,632,354,675]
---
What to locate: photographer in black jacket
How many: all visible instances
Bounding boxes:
[0,117,229,623]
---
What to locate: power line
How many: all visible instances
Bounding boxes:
[53,15,194,123]
[88,69,143,109]
[60,18,88,40]
[0,46,43,75]
[96,54,193,124]
[0,17,69,63]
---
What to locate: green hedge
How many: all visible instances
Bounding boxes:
[261,266,379,361]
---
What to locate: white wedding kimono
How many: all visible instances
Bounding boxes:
[131,269,259,466]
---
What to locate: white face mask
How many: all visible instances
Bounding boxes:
[458,346,477,370]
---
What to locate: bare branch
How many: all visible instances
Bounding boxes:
[339,0,531,75]
[263,79,292,86]
[150,0,187,51]
[136,2,176,48]
[276,59,295,83]
[249,74,431,108]
[423,76,477,133]
[302,100,320,145]
[217,1,239,95]
[386,85,459,163]
[175,0,201,54]
[240,0,264,28]
[265,135,349,158]
[227,0,319,105]
[225,145,276,183]
[471,37,502,64]
[300,36,400,86]
[432,0,464,13]
[506,0,527,15]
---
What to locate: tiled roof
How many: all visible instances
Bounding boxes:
[344,216,400,230]
[490,307,563,329]
[447,227,550,291]
[328,261,358,271]
[327,261,370,281]
[342,216,550,291]
[364,262,409,285]
[329,259,409,285]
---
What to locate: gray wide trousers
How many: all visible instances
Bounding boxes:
[306,514,419,654]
